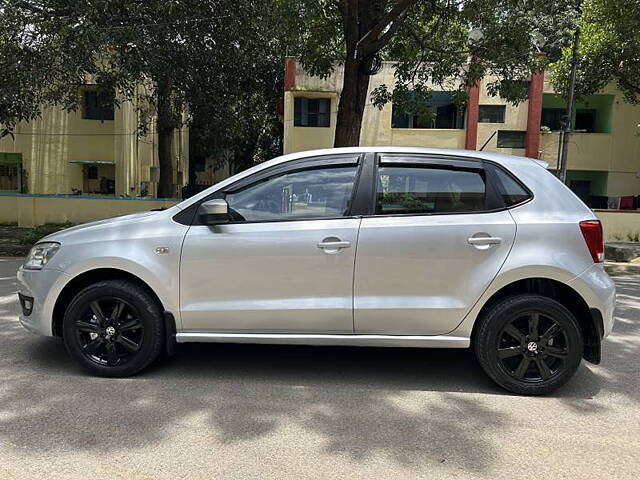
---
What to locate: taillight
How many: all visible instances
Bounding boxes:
[579,220,604,263]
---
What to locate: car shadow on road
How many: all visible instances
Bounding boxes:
[0,267,637,473]
[0,320,611,473]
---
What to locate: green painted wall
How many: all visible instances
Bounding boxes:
[542,94,614,133]
[566,170,609,196]
[0,152,22,164]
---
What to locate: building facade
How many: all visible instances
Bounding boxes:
[283,58,640,204]
[0,86,188,198]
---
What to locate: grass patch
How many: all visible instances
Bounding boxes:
[18,223,74,245]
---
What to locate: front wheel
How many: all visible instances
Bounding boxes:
[474,294,584,395]
[62,280,165,377]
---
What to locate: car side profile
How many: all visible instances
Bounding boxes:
[17,147,615,395]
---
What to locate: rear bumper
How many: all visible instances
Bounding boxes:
[17,266,70,337]
[568,263,616,338]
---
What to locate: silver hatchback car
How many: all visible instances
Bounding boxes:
[17,147,615,394]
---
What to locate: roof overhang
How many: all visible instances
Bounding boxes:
[68,160,116,165]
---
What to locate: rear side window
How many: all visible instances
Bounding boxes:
[376,166,486,215]
[492,167,531,207]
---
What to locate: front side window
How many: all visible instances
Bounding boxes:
[294,97,330,127]
[376,166,486,215]
[225,166,357,222]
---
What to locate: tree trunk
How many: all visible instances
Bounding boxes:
[334,58,371,147]
[334,0,380,147]
[156,78,175,198]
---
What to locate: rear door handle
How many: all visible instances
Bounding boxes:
[467,236,502,246]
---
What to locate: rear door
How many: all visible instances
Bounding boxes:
[353,154,517,335]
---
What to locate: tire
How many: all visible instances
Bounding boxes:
[62,280,165,377]
[474,294,584,395]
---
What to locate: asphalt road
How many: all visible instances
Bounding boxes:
[0,257,638,480]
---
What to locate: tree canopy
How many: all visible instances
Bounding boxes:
[1,0,285,196]
[551,0,640,104]
[278,0,578,146]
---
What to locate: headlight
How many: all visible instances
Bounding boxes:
[23,242,60,270]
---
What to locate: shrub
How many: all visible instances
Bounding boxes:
[18,223,74,246]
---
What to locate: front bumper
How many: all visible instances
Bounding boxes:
[17,266,71,337]
[568,263,616,338]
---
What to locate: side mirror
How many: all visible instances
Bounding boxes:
[198,199,230,225]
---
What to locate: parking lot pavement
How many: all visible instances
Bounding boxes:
[0,257,638,480]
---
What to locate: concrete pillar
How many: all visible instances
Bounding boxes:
[525,70,545,159]
[465,82,480,150]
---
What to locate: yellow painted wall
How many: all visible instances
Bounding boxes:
[595,210,640,241]
[0,106,114,194]
[0,85,188,198]
[476,77,528,157]
[285,61,640,197]
[284,62,469,153]
[0,195,178,227]
[283,91,337,154]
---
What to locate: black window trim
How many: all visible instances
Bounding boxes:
[364,153,532,218]
[173,151,534,226]
[484,162,533,209]
[176,153,365,226]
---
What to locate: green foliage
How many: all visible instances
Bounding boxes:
[551,0,640,102]
[279,0,578,136]
[1,1,287,187]
[18,223,74,246]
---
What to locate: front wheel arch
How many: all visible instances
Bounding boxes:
[52,268,165,338]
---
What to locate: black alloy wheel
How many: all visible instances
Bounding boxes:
[63,279,165,377]
[496,311,569,383]
[474,294,584,395]
[74,298,144,367]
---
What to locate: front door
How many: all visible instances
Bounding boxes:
[353,155,517,335]
[180,158,361,334]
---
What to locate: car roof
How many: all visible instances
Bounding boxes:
[277,146,549,169]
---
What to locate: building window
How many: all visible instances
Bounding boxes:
[478,105,505,123]
[392,91,465,129]
[0,164,20,192]
[575,109,596,132]
[87,166,98,180]
[0,153,22,192]
[294,97,330,127]
[497,130,526,149]
[541,108,565,131]
[83,89,114,121]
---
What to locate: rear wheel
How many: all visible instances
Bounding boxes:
[62,280,164,377]
[474,294,583,395]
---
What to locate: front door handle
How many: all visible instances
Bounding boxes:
[317,238,351,253]
[467,236,502,246]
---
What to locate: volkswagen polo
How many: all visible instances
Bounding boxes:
[17,147,616,395]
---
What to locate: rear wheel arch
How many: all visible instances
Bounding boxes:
[52,268,165,338]
[472,277,603,364]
